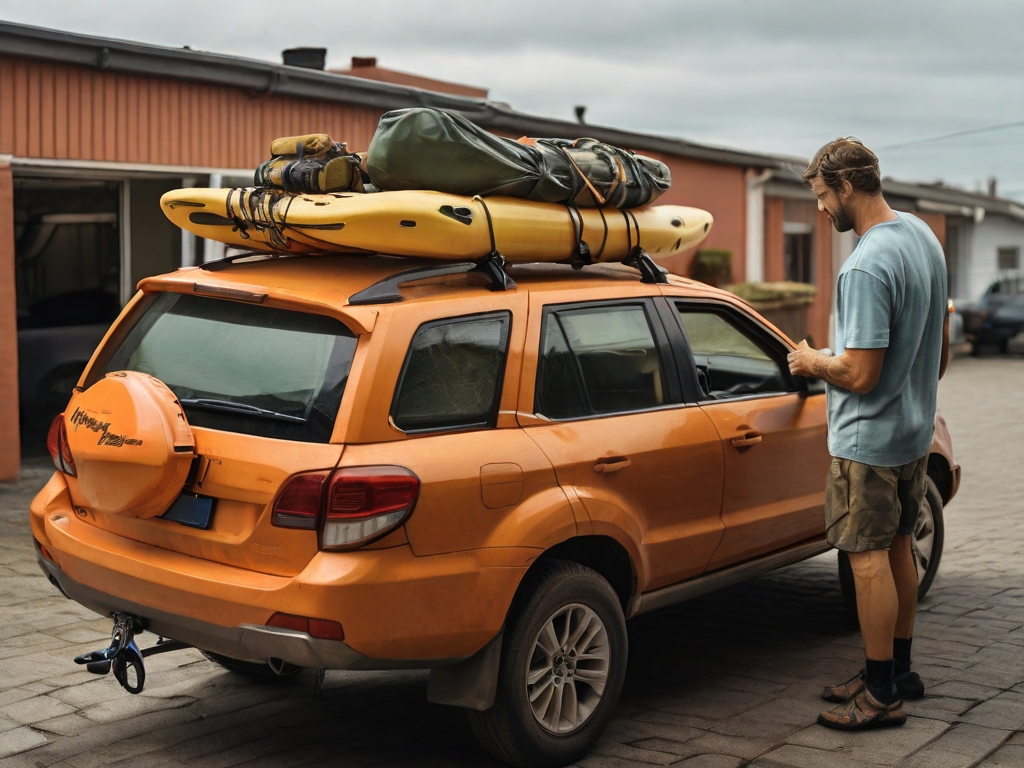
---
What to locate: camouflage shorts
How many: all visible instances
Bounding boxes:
[824,456,928,552]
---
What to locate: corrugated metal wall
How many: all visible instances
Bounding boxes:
[0,54,384,167]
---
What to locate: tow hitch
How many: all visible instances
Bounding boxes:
[74,612,190,694]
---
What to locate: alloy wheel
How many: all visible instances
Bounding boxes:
[525,603,610,735]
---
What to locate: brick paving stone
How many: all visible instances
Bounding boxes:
[0,352,1022,767]
[960,693,1024,731]
[750,743,879,768]
[1,694,76,724]
[784,716,948,764]
[0,724,49,758]
[977,743,1024,767]
[671,756,743,768]
[901,722,1011,768]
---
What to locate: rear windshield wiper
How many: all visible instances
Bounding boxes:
[179,398,307,424]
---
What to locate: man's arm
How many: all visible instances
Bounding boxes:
[788,341,886,395]
[939,310,950,380]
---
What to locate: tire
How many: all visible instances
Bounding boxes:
[200,650,303,680]
[467,559,628,768]
[838,476,945,618]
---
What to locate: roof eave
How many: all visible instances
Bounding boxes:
[0,20,783,169]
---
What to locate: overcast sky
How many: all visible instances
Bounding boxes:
[2,0,1023,199]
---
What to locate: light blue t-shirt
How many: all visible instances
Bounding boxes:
[828,212,947,467]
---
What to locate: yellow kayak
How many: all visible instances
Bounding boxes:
[160,187,713,264]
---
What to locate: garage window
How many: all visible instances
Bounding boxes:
[391,312,511,433]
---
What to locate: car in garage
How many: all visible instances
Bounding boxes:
[30,253,959,767]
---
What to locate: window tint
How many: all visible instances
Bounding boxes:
[391,313,510,432]
[536,305,666,418]
[104,292,357,443]
[677,307,793,400]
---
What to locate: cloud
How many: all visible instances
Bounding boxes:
[1,0,1023,196]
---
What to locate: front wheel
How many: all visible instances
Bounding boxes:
[838,476,945,617]
[467,559,628,768]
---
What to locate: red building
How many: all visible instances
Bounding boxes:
[0,21,958,477]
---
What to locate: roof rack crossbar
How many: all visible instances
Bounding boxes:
[348,255,515,306]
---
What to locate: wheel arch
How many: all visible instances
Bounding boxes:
[927,452,953,504]
[531,535,637,613]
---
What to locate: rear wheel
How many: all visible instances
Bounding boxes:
[467,559,627,768]
[200,651,303,680]
[838,476,945,618]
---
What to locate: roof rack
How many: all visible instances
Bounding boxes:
[349,254,515,305]
[348,250,668,306]
[198,251,333,271]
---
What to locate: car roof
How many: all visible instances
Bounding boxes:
[138,252,745,314]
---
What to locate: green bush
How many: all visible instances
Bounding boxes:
[691,248,732,286]
[726,281,817,304]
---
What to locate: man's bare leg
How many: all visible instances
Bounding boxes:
[889,534,917,639]
[848,549,898,659]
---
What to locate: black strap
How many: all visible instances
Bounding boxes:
[473,195,499,255]
[565,202,592,269]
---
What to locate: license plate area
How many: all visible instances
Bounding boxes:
[160,493,215,529]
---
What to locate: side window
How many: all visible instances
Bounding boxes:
[391,312,511,433]
[536,304,666,419]
[676,306,794,400]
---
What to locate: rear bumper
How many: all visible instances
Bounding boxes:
[37,554,402,670]
[31,473,532,667]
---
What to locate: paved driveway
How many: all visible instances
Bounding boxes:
[1,352,1023,767]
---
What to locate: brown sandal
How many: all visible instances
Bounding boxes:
[817,690,907,730]
[822,670,866,703]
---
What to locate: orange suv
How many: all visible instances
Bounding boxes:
[31,254,959,767]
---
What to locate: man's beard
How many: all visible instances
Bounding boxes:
[827,202,854,233]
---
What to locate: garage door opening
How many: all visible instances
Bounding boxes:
[15,177,122,453]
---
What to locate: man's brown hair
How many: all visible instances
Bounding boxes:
[802,137,882,195]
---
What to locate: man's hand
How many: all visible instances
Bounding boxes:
[787,340,824,379]
[788,340,886,395]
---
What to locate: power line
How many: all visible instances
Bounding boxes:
[878,120,1024,151]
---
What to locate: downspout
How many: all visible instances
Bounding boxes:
[745,168,774,283]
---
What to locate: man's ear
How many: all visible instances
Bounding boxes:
[838,179,854,200]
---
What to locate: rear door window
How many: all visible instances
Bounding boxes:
[391,312,511,433]
[103,292,357,443]
[536,304,668,419]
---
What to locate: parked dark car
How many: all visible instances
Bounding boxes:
[960,272,1024,355]
[17,289,119,448]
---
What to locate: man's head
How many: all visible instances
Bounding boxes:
[802,138,883,233]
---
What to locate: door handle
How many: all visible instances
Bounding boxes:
[730,431,763,449]
[593,456,632,474]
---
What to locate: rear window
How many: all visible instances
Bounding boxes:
[102,292,357,443]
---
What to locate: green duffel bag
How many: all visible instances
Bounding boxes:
[255,134,370,194]
[366,108,670,208]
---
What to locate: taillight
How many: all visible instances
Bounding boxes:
[322,466,419,550]
[271,472,328,529]
[46,414,76,476]
[267,612,344,641]
[271,465,419,550]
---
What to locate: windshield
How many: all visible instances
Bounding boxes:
[103,292,357,442]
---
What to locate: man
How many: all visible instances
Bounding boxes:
[788,137,950,730]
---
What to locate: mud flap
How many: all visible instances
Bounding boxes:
[427,629,503,711]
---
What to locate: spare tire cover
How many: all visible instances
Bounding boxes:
[65,371,196,518]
